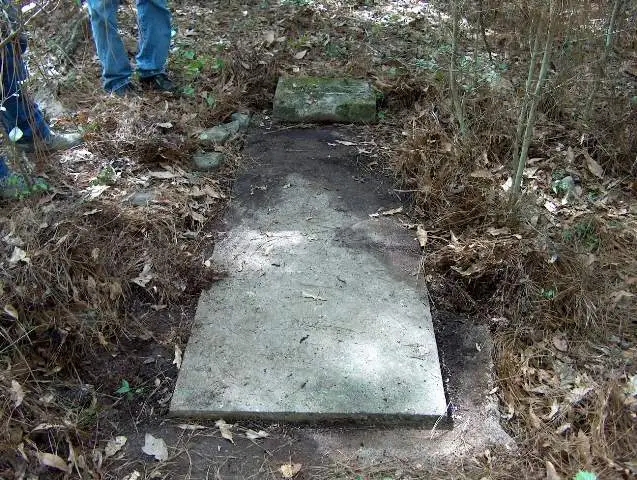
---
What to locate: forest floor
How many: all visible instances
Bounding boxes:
[1,1,636,479]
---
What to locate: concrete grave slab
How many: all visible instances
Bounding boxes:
[273,77,377,124]
[171,128,446,424]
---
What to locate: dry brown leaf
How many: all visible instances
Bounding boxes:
[487,227,510,236]
[381,206,403,216]
[294,50,307,60]
[38,452,70,473]
[552,334,568,352]
[280,463,302,478]
[545,460,561,480]
[584,151,604,178]
[215,419,234,443]
[610,290,635,307]
[245,429,269,440]
[528,406,542,429]
[264,30,275,46]
[141,433,168,461]
[575,430,592,466]
[190,211,206,223]
[177,424,205,431]
[543,400,559,420]
[148,171,178,180]
[470,169,492,179]
[105,436,127,458]
[132,264,153,288]
[416,225,427,248]
[10,380,25,407]
[451,263,484,276]
[3,304,19,321]
[8,247,29,265]
[173,345,183,370]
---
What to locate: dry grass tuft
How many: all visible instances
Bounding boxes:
[0,197,221,473]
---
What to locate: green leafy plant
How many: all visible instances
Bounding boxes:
[90,166,116,186]
[563,220,600,252]
[541,286,557,300]
[115,379,143,400]
[573,471,597,480]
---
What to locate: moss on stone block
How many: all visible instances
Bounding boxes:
[273,77,377,124]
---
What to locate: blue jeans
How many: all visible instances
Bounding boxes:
[0,36,51,179]
[86,0,171,92]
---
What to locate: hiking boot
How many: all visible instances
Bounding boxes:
[17,130,83,153]
[0,173,49,199]
[140,73,175,92]
[112,82,141,97]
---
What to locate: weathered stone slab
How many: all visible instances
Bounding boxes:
[273,77,377,124]
[171,128,446,424]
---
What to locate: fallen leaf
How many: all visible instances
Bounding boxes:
[575,430,591,466]
[544,201,558,213]
[567,386,594,405]
[8,247,29,264]
[301,291,327,301]
[545,460,561,480]
[156,122,173,129]
[381,206,403,216]
[85,185,110,200]
[177,424,206,431]
[141,433,168,461]
[3,304,19,321]
[451,263,484,276]
[501,176,513,191]
[543,400,559,420]
[31,423,66,432]
[584,151,603,179]
[190,211,206,223]
[416,225,427,248]
[132,264,153,287]
[38,452,70,473]
[294,50,307,60]
[105,436,127,458]
[555,423,571,435]
[245,429,269,440]
[487,227,510,236]
[528,406,542,429]
[552,334,568,352]
[122,471,141,480]
[280,463,302,478]
[470,169,492,179]
[10,380,25,407]
[610,290,635,307]
[264,30,275,46]
[215,419,234,443]
[148,171,178,180]
[173,344,183,370]
[334,140,356,146]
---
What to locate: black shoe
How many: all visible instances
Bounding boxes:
[140,74,174,92]
[112,83,140,97]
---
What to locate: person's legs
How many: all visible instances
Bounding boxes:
[86,0,132,92]
[136,0,171,79]
[0,38,50,142]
